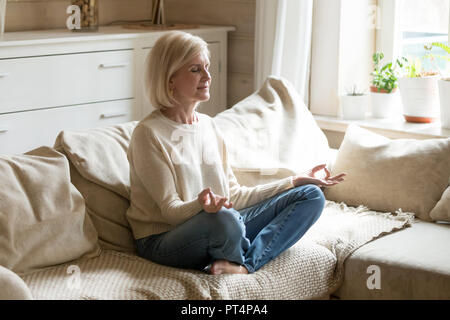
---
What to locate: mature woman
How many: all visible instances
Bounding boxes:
[126,31,346,275]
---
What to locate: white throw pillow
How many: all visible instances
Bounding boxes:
[324,125,450,221]
[214,76,330,186]
[0,147,101,275]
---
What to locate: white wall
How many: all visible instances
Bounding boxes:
[339,0,377,96]
[309,0,342,116]
[310,0,376,117]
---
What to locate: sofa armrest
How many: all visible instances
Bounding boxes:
[0,266,33,300]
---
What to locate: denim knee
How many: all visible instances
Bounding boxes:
[309,182,325,200]
[206,208,246,244]
[293,184,325,215]
[310,185,325,215]
[296,184,325,200]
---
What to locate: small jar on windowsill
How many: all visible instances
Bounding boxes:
[71,0,99,32]
[340,86,369,120]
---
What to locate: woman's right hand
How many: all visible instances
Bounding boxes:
[292,164,346,188]
[197,187,233,213]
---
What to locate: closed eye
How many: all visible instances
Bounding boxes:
[190,64,210,73]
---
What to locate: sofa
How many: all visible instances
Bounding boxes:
[1,77,449,300]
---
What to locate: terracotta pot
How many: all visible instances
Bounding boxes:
[369,86,398,94]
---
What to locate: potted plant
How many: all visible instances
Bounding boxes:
[398,48,440,123]
[431,42,450,129]
[370,52,404,118]
[340,85,368,120]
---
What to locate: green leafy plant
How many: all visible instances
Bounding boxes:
[401,43,445,78]
[429,42,450,62]
[371,52,406,93]
[424,42,450,79]
[402,56,424,78]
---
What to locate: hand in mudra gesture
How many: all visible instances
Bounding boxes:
[197,187,233,213]
[292,164,346,188]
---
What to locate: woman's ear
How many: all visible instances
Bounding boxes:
[169,80,175,96]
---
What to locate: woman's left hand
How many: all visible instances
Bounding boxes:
[292,164,346,188]
[198,187,233,213]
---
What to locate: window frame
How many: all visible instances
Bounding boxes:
[376,0,402,62]
[376,0,450,60]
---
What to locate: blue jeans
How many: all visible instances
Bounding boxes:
[136,184,325,273]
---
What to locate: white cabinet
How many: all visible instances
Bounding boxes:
[0,25,234,155]
[0,99,135,154]
[0,49,134,114]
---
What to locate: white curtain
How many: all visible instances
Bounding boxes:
[254,0,314,106]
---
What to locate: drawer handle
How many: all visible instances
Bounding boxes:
[99,62,129,69]
[0,127,8,133]
[0,72,10,78]
[100,112,127,119]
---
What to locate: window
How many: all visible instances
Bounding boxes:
[377,0,450,75]
[398,0,450,75]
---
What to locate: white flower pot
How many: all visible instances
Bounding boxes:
[438,79,450,129]
[340,94,368,120]
[398,76,440,123]
[370,87,397,119]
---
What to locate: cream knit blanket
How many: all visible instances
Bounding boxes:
[21,200,413,300]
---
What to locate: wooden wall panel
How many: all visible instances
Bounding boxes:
[4,0,153,31]
[166,0,256,107]
[228,72,254,107]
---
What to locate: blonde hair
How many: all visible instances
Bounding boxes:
[144,31,210,110]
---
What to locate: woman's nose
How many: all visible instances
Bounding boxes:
[202,68,211,80]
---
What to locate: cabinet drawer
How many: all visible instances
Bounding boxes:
[0,99,136,155]
[0,50,134,114]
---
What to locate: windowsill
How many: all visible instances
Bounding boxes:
[313,114,450,139]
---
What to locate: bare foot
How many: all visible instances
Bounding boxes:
[210,260,249,275]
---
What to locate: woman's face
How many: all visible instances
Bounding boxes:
[169,51,211,107]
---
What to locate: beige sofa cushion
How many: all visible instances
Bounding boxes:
[334,219,450,299]
[68,164,135,252]
[54,122,138,252]
[324,125,450,221]
[430,186,450,222]
[0,147,100,275]
[0,266,33,300]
